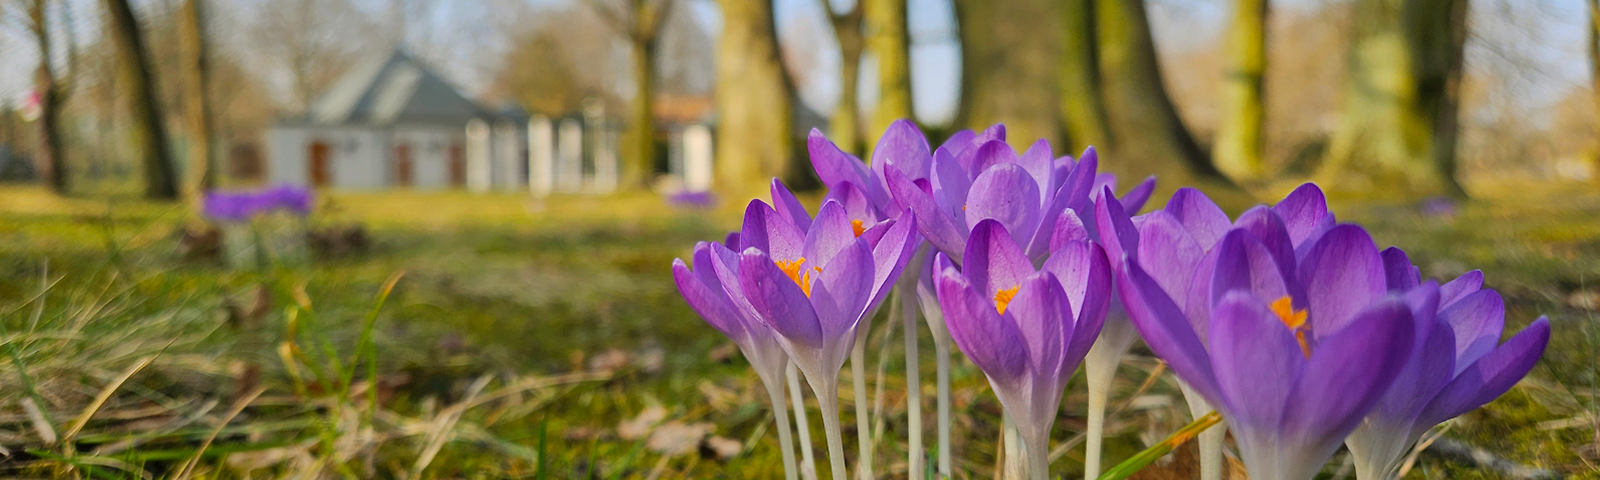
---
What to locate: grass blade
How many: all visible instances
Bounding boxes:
[1097,411,1222,480]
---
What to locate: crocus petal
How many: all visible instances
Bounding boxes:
[1028,153,1097,257]
[1300,224,1386,339]
[1048,209,1088,253]
[1281,299,1414,450]
[963,219,1036,298]
[1118,258,1222,402]
[1440,289,1507,373]
[821,181,877,225]
[769,178,813,231]
[1362,283,1447,423]
[887,166,967,261]
[810,129,890,212]
[1139,212,1208,311]
[976,123,1006,145]
[1095,188,1139,270]
[1231,206,1298,282]
[966,163,1042,248]
[867,213,919,313]
[738,248,823,347]
[1008,272,1070,377]
[936,264,1028,381]
[1208,230,1294,340]
[809,237,875,339]
[1273,183,1333,248]
[1439,270,1484,308]
[1164,187,1232,250]
[1381,247,1422,292]
[1419,317,1550,426]
[1017,139,1055,198]
[1043,241,1111,366]
[742,200,806,263]
[871,118,932,181]
[931,146,973,223]
[1209,291,1304,429]
[938,129,976,157]
[1119,175,1158,213]
[724,231,742,250]
[805,201,859,267]
[967,140,1019,179]
[673,255,747,341]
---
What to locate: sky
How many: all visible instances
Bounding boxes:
[0,0,1590,128]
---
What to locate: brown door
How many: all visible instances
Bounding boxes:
[394,143,413,187]
[309,141,331,187]
[448,142,466,187]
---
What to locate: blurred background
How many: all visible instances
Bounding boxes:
[0,0,1598,478]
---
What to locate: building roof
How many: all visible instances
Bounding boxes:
[302,49,506,127]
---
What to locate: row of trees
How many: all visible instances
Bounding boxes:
[12,0,1591,200]
[11,0,214,200]
[590,0,1502,199]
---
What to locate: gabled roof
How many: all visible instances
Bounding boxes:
[304,49,495,127]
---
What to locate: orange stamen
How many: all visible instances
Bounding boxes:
[1271,296,1312,357]
[775,258,815,297]
[993,285,1021,314]
[851,219,866,237]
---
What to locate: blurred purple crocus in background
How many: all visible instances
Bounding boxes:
[1344,252,1550,480]
[709,190,918,480]
[1110,183,1422,480]
[672,242,802,480]
[932,219,1110,479]
[203,185,314,222]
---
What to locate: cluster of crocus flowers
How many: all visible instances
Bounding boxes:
[1103,183,1550,480]
[672,120,1549,480]
[202,185,315,222]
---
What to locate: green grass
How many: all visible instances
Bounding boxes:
[0,183,1596,479]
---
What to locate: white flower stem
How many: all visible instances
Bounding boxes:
[1026,435,1050,480]
[1082,342,1121,480]
[1178,381,1225,480]
[1003,415,1024,480]
[763,374,801,480]
[900,283,924,479]
[851,326,875,480]
[809,375,850,480]
[789,363,819,480]
[933,331,952,478]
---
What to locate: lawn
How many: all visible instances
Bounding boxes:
[0,182,1595,479]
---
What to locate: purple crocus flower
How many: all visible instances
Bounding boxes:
[1345,253,1550,480]
[933,219,1110,478]
[1107,184,1419,480]
[672,241,802,480]
[715,196,917,388]
[708,190,919,479]
[203,185,315,222]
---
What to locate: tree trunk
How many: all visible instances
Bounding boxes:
[104,0,179,200]
[715,0,794,191]
[866,0,911,151]
[829,7,865,155]
[1213,0,1268,181]
[1590,0,1600,184]
[1408,0,1469,197]
[1319,0,1467,198]
[180,0,216,197]
[1058,0,1112,154]
[1097,0,1227,182]
[623,37,657,190]
[954,0,1062,150]
[29,0,68,194]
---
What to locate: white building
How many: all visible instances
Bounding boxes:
[266,50,527,191]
